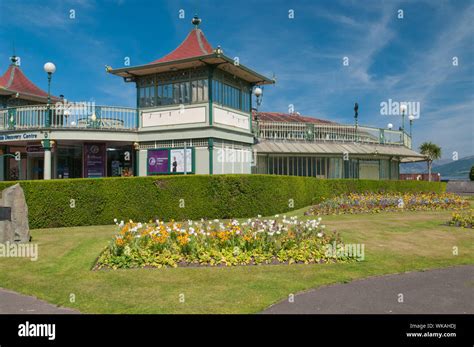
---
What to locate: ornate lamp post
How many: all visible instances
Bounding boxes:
[400,103,407,132]
[253,86,263,139]
[43,62,56,180]
[254,86,263,109]
[408,114,415,138]
[43,62,56,127]
[354,102,359,141]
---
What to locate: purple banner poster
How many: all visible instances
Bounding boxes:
[83,143,106,178]
[148,149,169,174]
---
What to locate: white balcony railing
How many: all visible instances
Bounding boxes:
[254,121,411,148]
[0,105,138,131]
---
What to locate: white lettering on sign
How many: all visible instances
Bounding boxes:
[0,133,38,141]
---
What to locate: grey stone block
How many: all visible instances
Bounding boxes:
[0,184,30,243]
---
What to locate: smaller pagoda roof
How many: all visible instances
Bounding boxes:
[0,58,58,103]
[108,16,274,85]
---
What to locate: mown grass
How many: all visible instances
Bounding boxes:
[0,205,472,313]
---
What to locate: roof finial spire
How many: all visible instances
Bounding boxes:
[192,14,201,28]
[10,42,18,66]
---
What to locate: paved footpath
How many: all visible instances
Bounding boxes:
[263,265,474,314]
[0,288,79,314]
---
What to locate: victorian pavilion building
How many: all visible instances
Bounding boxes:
[0,16,424,181]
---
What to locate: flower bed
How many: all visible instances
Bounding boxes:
[305,192,469,216]
[95,216,356,269]
[448,210,473,229]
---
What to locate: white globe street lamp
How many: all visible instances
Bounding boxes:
[43,62,56,74]
[43,62,56,128]
[253,87,262,98]
[408,114,415,138]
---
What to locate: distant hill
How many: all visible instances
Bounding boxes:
[435,155,474,179]
[400,155,474,179]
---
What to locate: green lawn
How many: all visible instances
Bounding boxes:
[0,205,473,314]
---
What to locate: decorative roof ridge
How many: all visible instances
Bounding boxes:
[195,28,210,55]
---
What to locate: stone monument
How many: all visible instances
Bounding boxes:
[0,184,30,243]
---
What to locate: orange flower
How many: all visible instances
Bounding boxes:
[177,234,189,245]
[243,234,253,242]
[217,231,231,242]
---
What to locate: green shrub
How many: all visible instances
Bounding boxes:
[0,175,446,229]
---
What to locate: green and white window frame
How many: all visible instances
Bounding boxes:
[137,68,209,108]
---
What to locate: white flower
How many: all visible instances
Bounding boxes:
[318,217,322,222]
[113,218,118,223]
[317,232,323,238]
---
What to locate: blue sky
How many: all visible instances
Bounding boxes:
[0,0,472,159]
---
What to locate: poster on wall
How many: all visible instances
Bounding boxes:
[170,148,192,173]
[147,149,169,174]
[84,143,106,178]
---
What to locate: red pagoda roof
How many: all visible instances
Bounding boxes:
[108,16,274,85]
[253,111,338,124]
[150,28,213,64]
[0,63,54,102]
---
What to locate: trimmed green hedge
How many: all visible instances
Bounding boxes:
[0,175,446,229]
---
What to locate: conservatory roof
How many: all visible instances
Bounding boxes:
[253,139,426,162]
[254,112,337,124]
